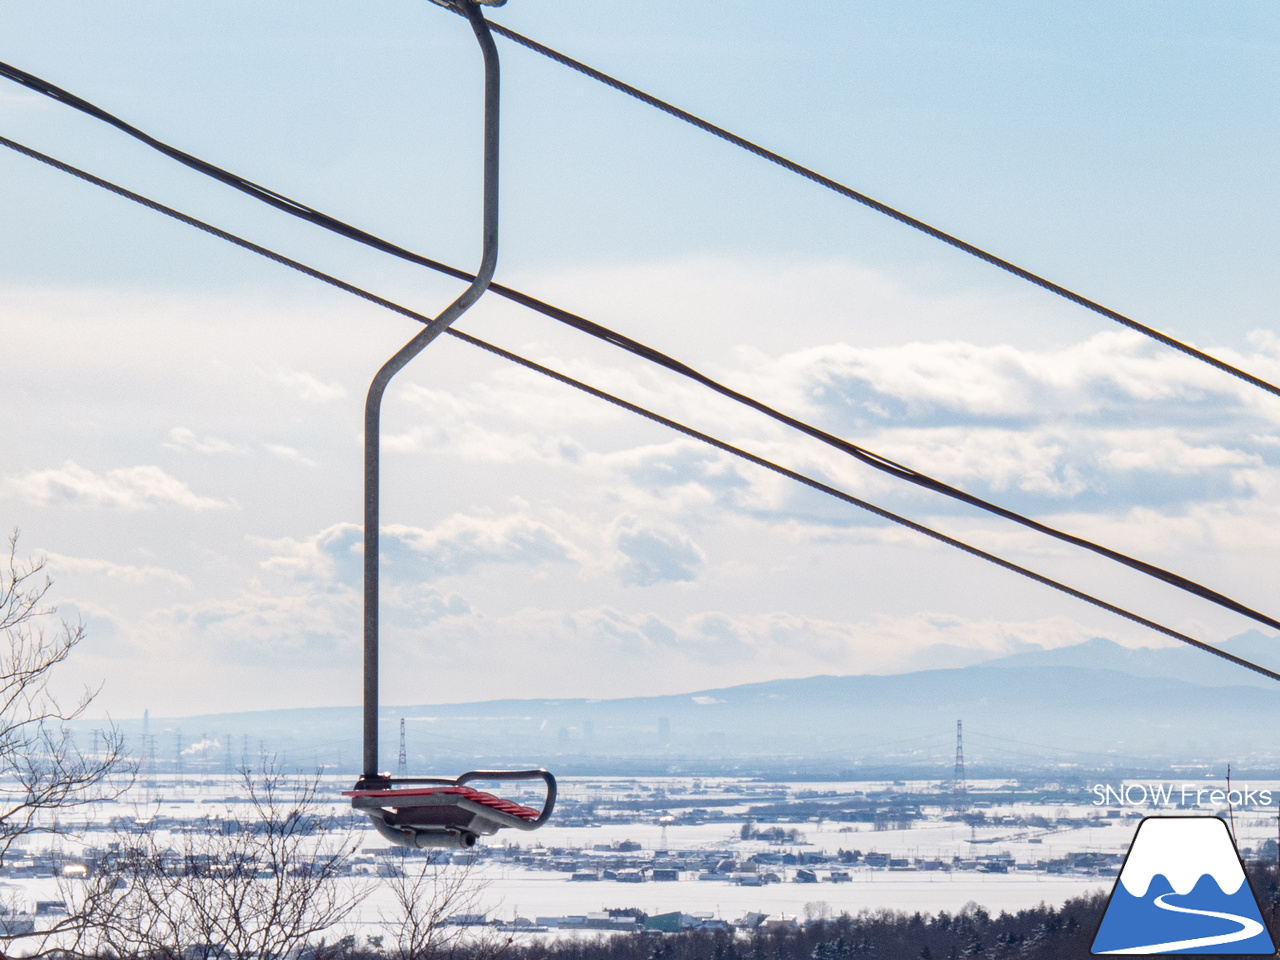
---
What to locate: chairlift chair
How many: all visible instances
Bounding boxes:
[346,770,556,850]
[346,0,555,850]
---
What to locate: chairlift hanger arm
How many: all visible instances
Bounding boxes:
[347,0,558,848]
[361,0,501,785]
[351,0,555,853]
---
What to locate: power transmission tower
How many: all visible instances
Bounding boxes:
[397,718,408,778]
[175,730,185,792]
[146,735,158,804]
[953,720,967,807]
[140,709,151,795]
[658,815,673,854]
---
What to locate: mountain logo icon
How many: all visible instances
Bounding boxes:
[1092,816,1276,954]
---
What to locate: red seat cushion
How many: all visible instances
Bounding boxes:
[344,784,541,820]
[439,786,541,820]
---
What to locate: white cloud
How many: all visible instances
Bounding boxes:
[134,578,471,672]
[156,589,360,664]
[257,513,584,588]
[6,461,230,511]
[385,513,581,578]
[255,523,362,585]
[1047,495,1280,561]
[263,444,318,467]
[270,367,347,402]
[1098,429,1261,474]
[371,604,1123,702]
[9,261,1278,714]
[592,441,757,516]
[384,420,584,465]
[0,89,42,106]
[847,426,1265,502]
[381,322,1280,527]
[165,427,246,455]
[121,577,1123,703]
[41,551,191,588]
[508,257,1040,357]
[613,516,704,586]
[747,331,1256,423]
[387,385,586,464]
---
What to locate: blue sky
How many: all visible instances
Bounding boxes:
[2,1,1278,718]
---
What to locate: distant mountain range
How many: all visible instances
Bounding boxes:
[984,630,1280,688]
[99,632,1280,776]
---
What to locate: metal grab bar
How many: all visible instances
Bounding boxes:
[455,768,558,827]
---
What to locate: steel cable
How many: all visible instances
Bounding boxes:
[2,132,1276,685]
[2,61,1276,631]
[3,53,1278,405]
[0,70,1276,631]
[474,20,1280,403]
[2,62,1280,624]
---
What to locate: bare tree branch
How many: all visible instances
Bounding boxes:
[0,530,132,958]
[380,847,515,960]
[68,764,367,960]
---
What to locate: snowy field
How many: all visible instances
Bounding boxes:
[2,869,1107,933]
[445,864,1106,921]
[8,773,1279,929]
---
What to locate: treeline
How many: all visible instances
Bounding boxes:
[503,860,1280,960]
[33,861,1280,958]
[511,896,1105,960]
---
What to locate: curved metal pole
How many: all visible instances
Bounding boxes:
[361,0,501,783]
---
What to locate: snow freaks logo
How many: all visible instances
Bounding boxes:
[1092,783,1274,808]
[1092,816,1276,955]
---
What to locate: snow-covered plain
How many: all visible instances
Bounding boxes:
[10,773,1280,933]
[448,864,1105,921]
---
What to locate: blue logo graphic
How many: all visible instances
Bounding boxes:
[1092,816,1276,954]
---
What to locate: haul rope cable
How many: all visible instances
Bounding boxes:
[3,132,1278,686]
[3,56,1276,403]
[472,18,1280,403]
[0,75,1274,633]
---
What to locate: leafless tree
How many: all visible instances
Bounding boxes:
[0,529,130,956]
[380,848,514,960]
[69,764,367,960]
